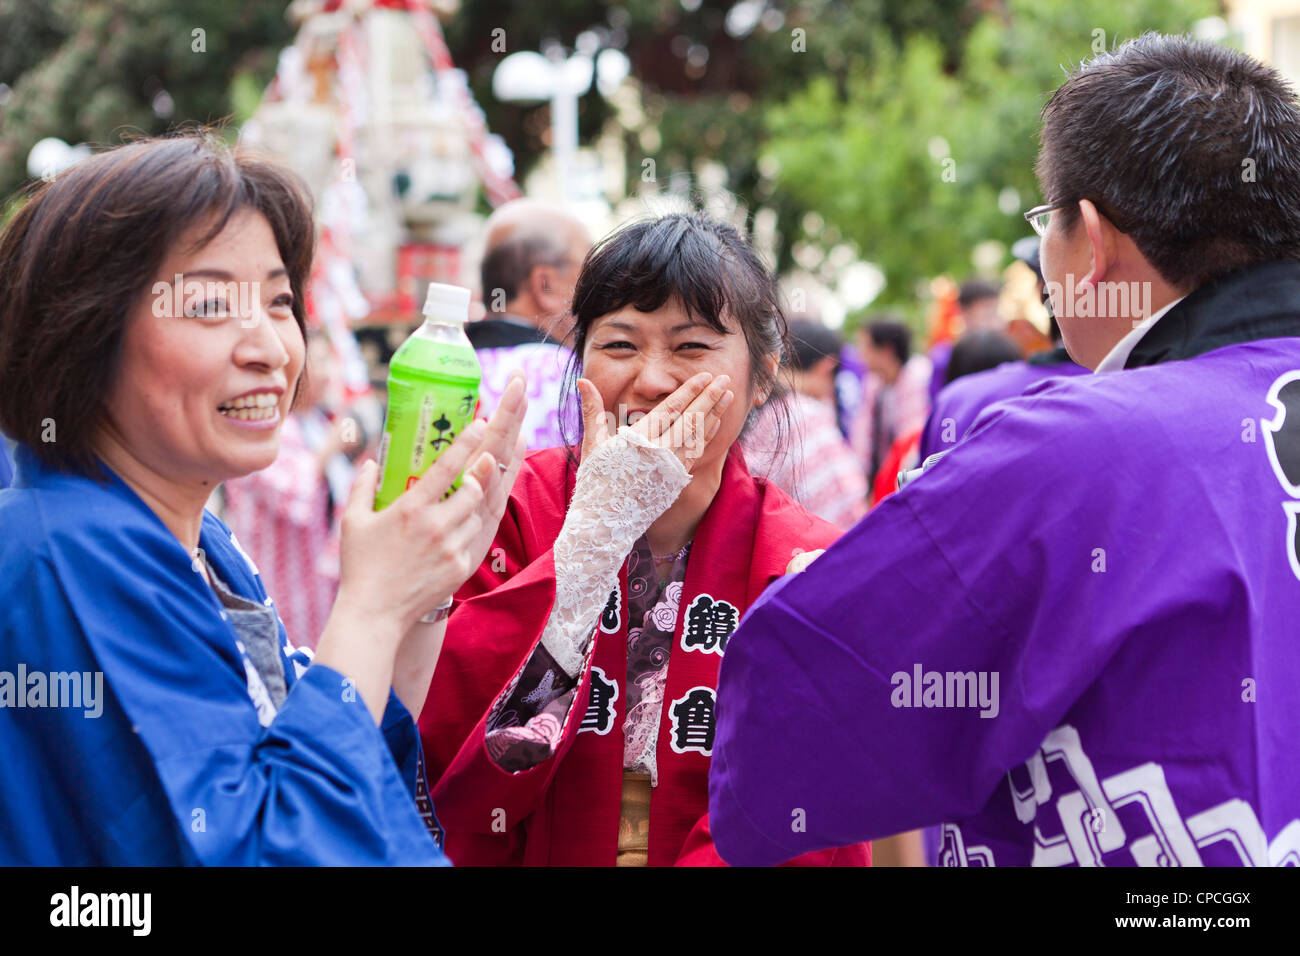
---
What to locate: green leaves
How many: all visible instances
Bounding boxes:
[0,0,292,201]
[763,0,1218,311]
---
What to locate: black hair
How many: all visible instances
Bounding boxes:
[0,130,313,477]
[561,212,789,467]
[865,318,911,367]
[944,330,1023,385]
[786,318,842,371]
[1038,32,1300,289]
[958,278,1001,308]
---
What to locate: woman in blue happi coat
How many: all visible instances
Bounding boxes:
[0,132,527,865]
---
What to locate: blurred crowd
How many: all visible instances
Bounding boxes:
[147,196,1084,655]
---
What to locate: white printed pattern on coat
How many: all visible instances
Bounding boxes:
[939,724,1300,867]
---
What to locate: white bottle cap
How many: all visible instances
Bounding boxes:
[422,282,471,322]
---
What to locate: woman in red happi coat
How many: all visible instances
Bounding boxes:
[420,213,870,867]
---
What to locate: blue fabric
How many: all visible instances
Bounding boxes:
[0,438,12,490]
[0,444,448,865]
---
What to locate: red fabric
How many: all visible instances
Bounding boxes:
[871,427,923,507]
[420,444,871,867]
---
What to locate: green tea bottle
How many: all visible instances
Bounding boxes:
[374,282,481,510]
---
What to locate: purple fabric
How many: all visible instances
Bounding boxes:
[927,341,953,404]
[838,344,866,380]
[476,342,577,451]
[710,339,1300,866]
[918,357,1088,460]
[835,345,866,437]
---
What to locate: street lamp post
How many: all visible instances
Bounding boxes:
[492,46,628,203]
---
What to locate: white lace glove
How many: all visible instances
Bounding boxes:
[540,427,691,677]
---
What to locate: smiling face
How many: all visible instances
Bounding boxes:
[99,208,304,485]
[582,298,772,472]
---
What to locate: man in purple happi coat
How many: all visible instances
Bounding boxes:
[710,34,1300,867]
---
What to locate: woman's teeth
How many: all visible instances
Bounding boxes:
[218,393,279,420]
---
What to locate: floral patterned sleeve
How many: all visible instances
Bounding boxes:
[484,644,582,771]
[481,427,691,773]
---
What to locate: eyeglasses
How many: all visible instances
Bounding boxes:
[1023,200,1074,237]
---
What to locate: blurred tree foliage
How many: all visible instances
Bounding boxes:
[0,0,977,249]
[764,0,1220,308]
[445,0,975,265]
[0,0,1223,308]
[0,0,293,202]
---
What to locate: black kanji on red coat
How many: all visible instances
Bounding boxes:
[669,687,717,755]
[578,666,618,735]
[681,593,739,654]
[599,588,621,633]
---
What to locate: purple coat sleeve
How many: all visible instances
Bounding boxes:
[708,378,1154,866]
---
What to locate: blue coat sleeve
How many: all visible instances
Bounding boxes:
[0,440,12,490]
[0,550,190,864]
[380,690,442,840]
[286,644,438,837]
[4,493,449,866]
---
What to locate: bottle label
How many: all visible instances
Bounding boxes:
[376,430,391,481]
[411,394,435,472]
[375,375,480,510]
